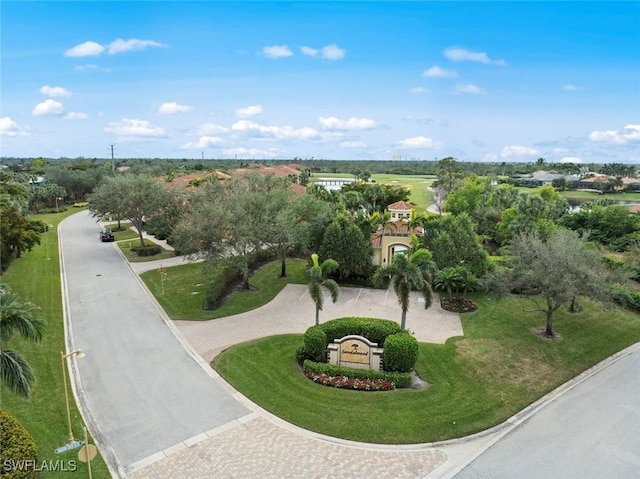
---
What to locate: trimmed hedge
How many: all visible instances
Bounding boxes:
[319,317,401,345]
[134,245,162,257]
[297,317,402,365]
[0,411,38,479]
[303,360,412,389]
[383,332,419,373]
[302,326,327,363]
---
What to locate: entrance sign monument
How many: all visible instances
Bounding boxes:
[327,335,383,371]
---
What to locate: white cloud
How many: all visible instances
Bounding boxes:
[560,156,582,163]
[321,44,346,60]
[501,145,540,159]
[181,136,222,149]
[262,45,294,59]
[65,41,105,57]
[410,86,428,94]
[443,47,506,65]
[32,99,64,116]
[232,120,320,140]
[340,141,367,148]
[158,102,193,115]
[75,64,98,71]
[65,112,88,120]
[300,46,318,57]
[235,105,263,118]
[318,116,376,130]
[422,66,457,78]
[563,84,579,91]
[192,123,229,135]
[107,38,166,54]
[104,118,167,139]
[589,124,640,144]
[223,147,280,158]
[65,39,165,58]
[455,83,487,95]
[0,117,29,137]
[397,136,438,149]
[40,85,71,98]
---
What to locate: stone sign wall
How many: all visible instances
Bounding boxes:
[327,335,383,370]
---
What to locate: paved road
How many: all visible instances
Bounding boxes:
[454,346,640,479]
[60,211,249,474]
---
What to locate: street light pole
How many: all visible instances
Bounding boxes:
[61,350,85,444]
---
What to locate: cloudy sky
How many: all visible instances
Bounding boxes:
[1,1,638,163]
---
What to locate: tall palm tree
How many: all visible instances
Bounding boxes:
[0,285,46,398]
[372,249,435,331]
[307,254,339,325]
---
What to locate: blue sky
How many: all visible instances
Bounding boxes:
[1,1,638,163]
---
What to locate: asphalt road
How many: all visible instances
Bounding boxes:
[60,211,249,472]
[454,347,640,479]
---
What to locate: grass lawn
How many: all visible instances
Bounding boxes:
[559,190,640,203]
[116,239,176,262]
[1,209,111,479]
[141,258,309,320]
[214,295,640,443]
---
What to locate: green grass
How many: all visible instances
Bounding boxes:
[1,209,111,478]
[214,295,640,443]
[116,239,176,262]
[141,258,309,320]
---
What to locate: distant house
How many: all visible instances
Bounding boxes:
[371,201,423,266]
[28,176,45,187]
[514,171,579,188]
[312,177,354,191]
[574,176,640,192]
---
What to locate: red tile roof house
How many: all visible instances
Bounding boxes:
[371,201,423,266]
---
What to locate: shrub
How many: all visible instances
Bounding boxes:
[73,202,89,208]
[303,360,412,389]
[383,332,419,373]
[0,411,38,479]
[301,326,327,363]
[611,285,640,313]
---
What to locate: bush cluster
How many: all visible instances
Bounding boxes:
[303,360,412,389]
[0,411,38,479]
[204,249,276,309]
[297,317,401,365]
[611,285,640,313]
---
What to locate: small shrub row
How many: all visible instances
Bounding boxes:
[73,202,89,208]
[132,245,162,256]
[611,285,640,313]
[303,360,412,388]
[0,411,38,479]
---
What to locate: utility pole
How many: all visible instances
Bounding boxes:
[201,151,204,166]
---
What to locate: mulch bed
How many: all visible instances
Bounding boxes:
[440,297,478,313]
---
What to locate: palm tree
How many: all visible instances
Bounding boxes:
[433,267,464,301]
[0,285,46,398]
[307,254,339,325]
[372,249,435,331]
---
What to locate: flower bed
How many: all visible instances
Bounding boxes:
[305,371,395,391]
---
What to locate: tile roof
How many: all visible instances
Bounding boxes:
[387,200,415,211]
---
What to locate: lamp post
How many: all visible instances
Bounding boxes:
[61,350,85,444]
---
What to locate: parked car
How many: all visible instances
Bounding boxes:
[99,230,115,242]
